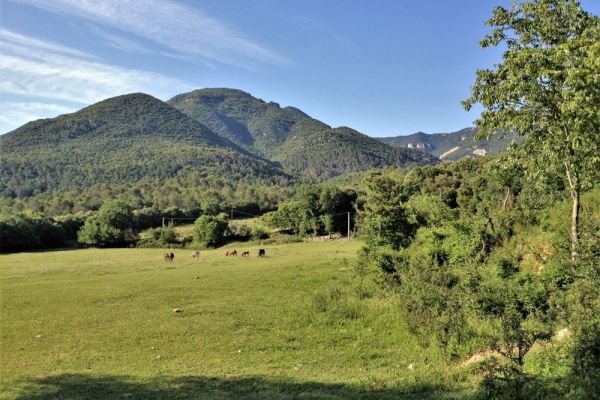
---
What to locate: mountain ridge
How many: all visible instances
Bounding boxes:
[168,88,437,179]
[0,92,290,198]
[378,127,519,161]
[1,88,440,198]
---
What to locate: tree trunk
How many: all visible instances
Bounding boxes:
[502,187,512,212]
[565,163,580,261]
[571,188,580,261]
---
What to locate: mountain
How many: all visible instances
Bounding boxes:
[0,93,289,198]
[168,88,437,179]
[378,127,520,161]
[1,89,440,200]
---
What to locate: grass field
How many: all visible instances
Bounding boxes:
[1,241,476,399]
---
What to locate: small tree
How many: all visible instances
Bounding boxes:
[320,214,334,238]
[463,0,600,259]
[360,174,417,250]
[158,223,178,244]
[78,200,134,246]
[192,214,228,247]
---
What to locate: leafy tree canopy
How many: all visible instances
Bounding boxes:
[463,0,600,257]
[77,200,134,246]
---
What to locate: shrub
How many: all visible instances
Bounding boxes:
[251,226,269,241]
[192,214,229,247]
[0,213,66,252]
[78,201,134,246]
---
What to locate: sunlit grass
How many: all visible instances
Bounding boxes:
[1,241,475,399]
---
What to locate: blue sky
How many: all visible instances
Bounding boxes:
[1,0,599,137]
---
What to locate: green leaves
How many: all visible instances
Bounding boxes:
[192,214,229,247]
[464,0,600,257]
[77,201,134,246]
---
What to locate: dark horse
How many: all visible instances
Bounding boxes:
[164,252,174,262]
[258,249,266,257]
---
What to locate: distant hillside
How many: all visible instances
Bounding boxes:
[168,88,437,179]
[379,127,520,161]
[0,93,289,198]
[1,89,440,199]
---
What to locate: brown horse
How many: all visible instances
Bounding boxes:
[258,249,266,257]
[241,251,250,257]
[164,252,174,262]
[225,249,237,257]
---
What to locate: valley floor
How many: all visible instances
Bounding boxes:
[1,241,476,399]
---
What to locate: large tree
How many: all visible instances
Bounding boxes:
[463,0,600,259]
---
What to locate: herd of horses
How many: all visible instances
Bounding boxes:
[163,248,265,262]
[225,249,265,257]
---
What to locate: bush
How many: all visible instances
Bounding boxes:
[0,213,66,252]
[55,213,89,240]
[192,214,229,247]
[251,226,269,241]
[78,201,134,247]
[229,222,251,241]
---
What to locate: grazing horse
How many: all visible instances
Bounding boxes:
[192,251,200,260]
[164,252,174,262]
[258,249,266,257]
[225,249,237,257]
[241,251,250,257]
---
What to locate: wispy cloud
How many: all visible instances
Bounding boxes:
[296,17,360,53]
[0,28,192,133]
[0,101,76,133]
[0,29,97,60]
[14,0,288,69]
[89,25,152,55]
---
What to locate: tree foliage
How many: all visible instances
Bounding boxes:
[0,213,65,253]
[463,0,600,257]
[359,156,600,397]
[360,174,416,250]
[263,185,356,236]
[192,214,229,247]
[77,201,134,246]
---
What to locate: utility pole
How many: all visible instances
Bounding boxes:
[347,212,351,240]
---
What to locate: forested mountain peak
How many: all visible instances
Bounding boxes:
[1,92,235,151]
[0,92,289,198]
[169,88,437,179]
[168,87,330,152]
[1,88,438,198]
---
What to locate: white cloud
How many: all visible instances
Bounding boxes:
[0,101,76,133]
[0,29,190,104]
[0,29,96,60]
[0,28,192,133]
[14,0,288,69]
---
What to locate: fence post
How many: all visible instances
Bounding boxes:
[347,212,351,240]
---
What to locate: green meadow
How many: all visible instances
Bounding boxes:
[0,241,475,399]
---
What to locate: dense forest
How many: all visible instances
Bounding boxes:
[0,93,289,198]
[169,88,438,178]
[0,89,437,202]
[358,158,599,398]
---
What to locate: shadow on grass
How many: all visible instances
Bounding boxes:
[11,373,471,400]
